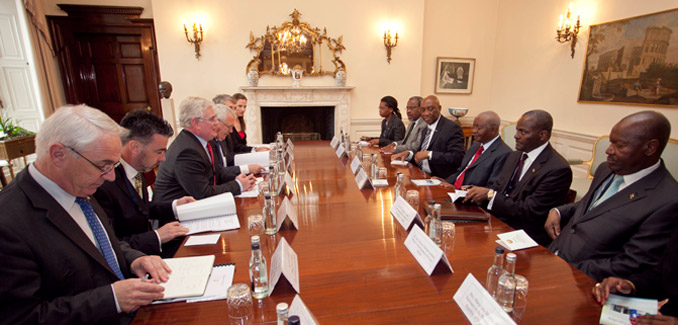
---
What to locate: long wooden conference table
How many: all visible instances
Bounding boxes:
[132,141,601,324]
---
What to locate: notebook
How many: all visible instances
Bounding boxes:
[423,199,490,221]
[175,192,240,235]
[156,255,215,300]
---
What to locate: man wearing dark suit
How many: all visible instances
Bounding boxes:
[547,111,678,282]
[212,104,266,173]
[391,95,465,179]
[381,96,428,154]
[436,111,511,189]
[93,110,194,257]
[465,110,572,246]
[153,97,257,202]
[0,105,169,324]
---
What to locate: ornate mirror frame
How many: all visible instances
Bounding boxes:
[246,9,346,77]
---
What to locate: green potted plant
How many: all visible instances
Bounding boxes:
[0,106,36,164]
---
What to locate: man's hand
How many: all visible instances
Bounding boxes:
[636,314,678,324]
[248,164,265,174]
[431,176,453,189]
[368,139,379,146]
[464,186,490,204]
[237,173,257,191]
[544,209,562,240]
[130,255,171,283]
[112,279,165,313]
[156,221,189,244]
[413,151,430,163]
[175,196,195,206]
[254,147,269,152]
[591,277,634,305]
[391,151,408,162]
[380,143,396,154]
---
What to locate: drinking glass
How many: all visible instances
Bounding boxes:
[512,275,529,322]
[227,283,253,324]
[406,190,419,209]
[248,214,265,236]
[441,221,456,254]
[378,167,388,179]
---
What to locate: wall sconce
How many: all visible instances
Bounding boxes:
[383,29,398,63]
[556,3,581,58]
[184,23,204,60]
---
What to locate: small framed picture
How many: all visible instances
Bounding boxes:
[435,57,476,94]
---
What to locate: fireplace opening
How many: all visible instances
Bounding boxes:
[260,106,334,143]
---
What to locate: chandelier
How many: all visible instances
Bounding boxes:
[276,26,307,54]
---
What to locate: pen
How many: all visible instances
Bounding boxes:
[141,273,151,282]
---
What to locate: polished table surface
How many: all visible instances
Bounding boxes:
[132,141,600,324]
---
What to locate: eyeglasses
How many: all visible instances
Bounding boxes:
[197,116,217,123]
[66,146,120,175]
[218,120,234,129]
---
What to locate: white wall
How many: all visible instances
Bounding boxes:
[488,0,678,138]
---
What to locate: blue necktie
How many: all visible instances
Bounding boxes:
[589,175,624,210]
[75,197,125,280]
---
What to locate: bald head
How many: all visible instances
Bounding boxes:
[620,111,670,154]
[473,111,501,143]
[606,111,671,175]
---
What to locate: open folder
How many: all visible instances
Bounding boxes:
[175,192,240,235]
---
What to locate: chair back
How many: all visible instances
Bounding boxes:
[662,138,678,179]
[500,122,517,150]
[588,136,610,178]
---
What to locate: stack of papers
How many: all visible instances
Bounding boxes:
[176,192,240,235]
[495,230,538,251]
[390,160,409,166]
[234,151,269,168]
[600,294,657,325]
[411,179,441,186]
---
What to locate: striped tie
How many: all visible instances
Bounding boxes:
[75,197,125,280]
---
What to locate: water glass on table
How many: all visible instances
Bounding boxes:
[441,221,456,254]
[511,275,529,322]
[406,190,419,210]
[248,214,265,236]
[227,283,253,324]
[378,167,388,179]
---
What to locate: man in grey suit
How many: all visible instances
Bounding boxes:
[547,111,678,282]
[0,105,170,324]
[153,97,257,202]
[436,111,511,189]
[382,96,427,153]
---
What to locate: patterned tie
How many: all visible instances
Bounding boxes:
[505,153,528,196]
[453,145,484,189]
[206,143,216,185]
[590,175,624,210]
[133,172,144,198]
[75,197,125,280]
[420,127,433,151]
[402,121,415,144]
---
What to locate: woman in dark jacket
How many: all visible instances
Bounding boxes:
[365,96,405,147]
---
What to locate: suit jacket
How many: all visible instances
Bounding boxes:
[232,127,248,147]
[93,165,177,256]
[445,138,512,188]
[630,221,678,317]
[395,117,427,153]
[153,130,241,202]
[225,131,253,155]
[211,139,245,175]
[378,114,406,146]
[548,161,678,282]
[490,144,572,246]
[0,168,144,324]
[409,116,465,179]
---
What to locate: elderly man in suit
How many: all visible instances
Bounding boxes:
[93,110,194,257]
[153,97,257,202]
[211,104,265,173]
[391,95,465,179]
[436,111,511,189]
[547,111,678,282]
[0,105,170,324]
[465,109,572,246]
[381,96,428,154]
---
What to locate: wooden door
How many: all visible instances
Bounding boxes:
[48,5,161,122]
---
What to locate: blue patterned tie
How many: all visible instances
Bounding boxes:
[75,197,125,280]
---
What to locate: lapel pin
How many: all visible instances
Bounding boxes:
[630,193,635,200]
[531,168,535,173]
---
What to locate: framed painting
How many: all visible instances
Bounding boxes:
[435,57,475,94]
[578,8,678,107]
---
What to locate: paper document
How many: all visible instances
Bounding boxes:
[390,160,409,166]
[176,192,240,235]
[372,179,389,187]
[448,190,467,203]
[600,294,657,325]
[153,263,235,304]
[184,234,221,246]
[495,230,538,251]
[411,179,442,186]
[156,255,215,300]
[236,177,265,198]
[234,151,269,168]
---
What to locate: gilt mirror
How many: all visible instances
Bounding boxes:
[246,9,346,76]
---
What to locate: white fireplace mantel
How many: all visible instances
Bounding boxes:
[241,86,354,144]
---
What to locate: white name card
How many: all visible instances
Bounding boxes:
[276,196,299,231]
[350,156,361,175]
[330,136,339,148]
[403,226,453,276]
[284,171,295,195]
[289,294,319,325]
[335,144,347,158]
[286,138,294,151]
[286,145,295,162]
[495,229,538,251]
[390,195,423,230]
[269,237,300,294]
[453,273,517,325]
[354,166,374,190]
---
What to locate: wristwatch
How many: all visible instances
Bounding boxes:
[487,189,496,200]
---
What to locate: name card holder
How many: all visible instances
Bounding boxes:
[276,196,299,231]
[284,171,295,195]
[403,226,453,276]
[335,144,347,158]
[353,166,374,190]
[330,136,339,149]
[390,195,424,231]
[286,138,294,151]
[453,273,517,325]
[269,237,300,294]
[350,156,361,175]
[289,294,319,325]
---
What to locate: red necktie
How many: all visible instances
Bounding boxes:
[453,145,484,189]
[206,143,216,185]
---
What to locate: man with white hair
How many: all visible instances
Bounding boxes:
[153,96,257,202]
[0,105,170,323]
[211,104,265,173]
